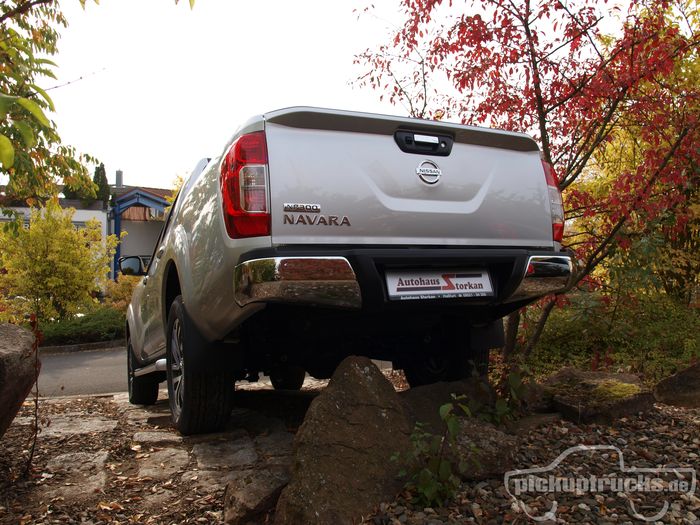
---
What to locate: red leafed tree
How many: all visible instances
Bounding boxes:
[356,0,699,354]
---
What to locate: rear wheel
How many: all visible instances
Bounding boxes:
[270,365,306,390]
[127,334,159,405]
[166,296,233,435]
[402,333,490,388]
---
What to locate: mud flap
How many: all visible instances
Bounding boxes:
[181,301,243,373]
[470,318,505,352]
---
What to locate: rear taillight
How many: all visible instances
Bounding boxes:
[220,131,270,238]
[542,160,564,243]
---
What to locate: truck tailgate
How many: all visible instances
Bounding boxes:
[265,108,553,249]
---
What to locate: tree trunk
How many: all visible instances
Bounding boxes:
[502,310,521,360]
[523,298,557,359]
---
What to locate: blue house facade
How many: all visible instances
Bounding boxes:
[111,187,169,278]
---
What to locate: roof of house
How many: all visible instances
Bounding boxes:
[112,185,172,200]
[0,184,173,209]
[59,198,106,211]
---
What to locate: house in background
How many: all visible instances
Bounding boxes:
[0,169,172,279]
[0,198,109,240]
[110,170,169,276]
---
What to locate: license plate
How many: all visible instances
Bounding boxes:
[385,269,494,300]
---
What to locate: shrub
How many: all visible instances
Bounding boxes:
[394,396,476,507]
[41,306,125,346]
[0,199,119,322]
[528,293,700,383]
[104,276,140,312]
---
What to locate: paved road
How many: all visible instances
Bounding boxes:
[38,346,393,397]
[39,347,127,397]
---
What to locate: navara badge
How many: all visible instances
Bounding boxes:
[416,160,441,185]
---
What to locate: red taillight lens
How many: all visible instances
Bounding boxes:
[220,131,270,238]
[542,160,564,243]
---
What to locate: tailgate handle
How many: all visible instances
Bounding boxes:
[394,130,453,156]
[414,134,439,145]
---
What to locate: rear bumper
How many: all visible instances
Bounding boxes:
[506,255,575,302]
[234,247,577,311]
[234,257,362,309]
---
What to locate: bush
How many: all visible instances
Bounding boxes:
[0,199,119,322]
[528,293,700,383]
[104,276,140,312]
[41,306,125,346]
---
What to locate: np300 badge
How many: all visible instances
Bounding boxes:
[416,160,442,184]
[283,203,321,213]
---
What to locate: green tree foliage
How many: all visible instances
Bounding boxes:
[0,198,119,322]
[61,162,109,202]
[61,179,95,200]
[93,162,110,207]
[164,173,184,214]
[0,2,96,201]
[582,22,700,303]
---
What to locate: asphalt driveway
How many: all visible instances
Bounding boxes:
[39,347,127,396]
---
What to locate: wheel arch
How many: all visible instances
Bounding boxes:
[124,303,141,360]
[163,260,182,329]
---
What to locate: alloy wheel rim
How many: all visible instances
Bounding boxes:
[425,354,448,376]
[170,318,184,415]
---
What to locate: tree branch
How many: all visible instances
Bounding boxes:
[577,127,690,280]
[522,0,552,163]
[0,0,53,25]
[523,298,556,358]
[561,99,624,190]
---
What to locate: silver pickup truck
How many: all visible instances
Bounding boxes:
[120,107,574,434]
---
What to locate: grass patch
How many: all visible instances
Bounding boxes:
[592,380,641,401]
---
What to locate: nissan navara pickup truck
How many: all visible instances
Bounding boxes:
[120,107,574,434]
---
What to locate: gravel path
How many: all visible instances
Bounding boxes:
[369,405,700,524]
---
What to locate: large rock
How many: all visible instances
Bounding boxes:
[0,324,38,439]
[224,468,290,525]
[274,356,412,525]
[654,363,700,408]
[544,367,654,424]
[400,377,495,435]
[518,380,555,413]
[449,417,517,480]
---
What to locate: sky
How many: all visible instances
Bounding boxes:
[48,0,404,190]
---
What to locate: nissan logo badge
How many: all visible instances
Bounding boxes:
[416,160,442,185]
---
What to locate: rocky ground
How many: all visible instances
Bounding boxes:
[1,370,699,525]
[0,378,331,525]
[369,404,700,524]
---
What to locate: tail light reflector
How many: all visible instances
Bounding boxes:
[542,160,564,243]
[220,131,270,238]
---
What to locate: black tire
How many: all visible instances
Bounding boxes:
[127,334,159,405]
[403,340,490,388]
[166,296,233,435]
[270,365,306,390]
